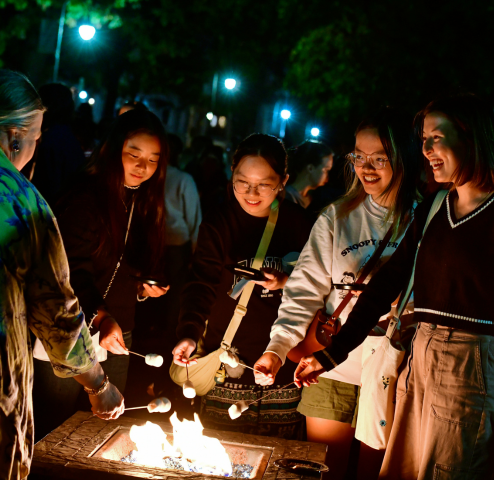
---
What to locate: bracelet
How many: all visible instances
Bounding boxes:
[84,374,110,396]
[137,294,149,302]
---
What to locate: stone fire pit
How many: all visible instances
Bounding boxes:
[30,411,327,480]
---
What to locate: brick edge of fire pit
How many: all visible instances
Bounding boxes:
[30,411,327,480]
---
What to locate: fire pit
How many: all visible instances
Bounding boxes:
[30,411,327,480]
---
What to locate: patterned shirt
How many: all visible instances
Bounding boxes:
[0,150,95,479]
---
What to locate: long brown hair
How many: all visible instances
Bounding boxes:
[86,109,168,274]
[337,107,421,239]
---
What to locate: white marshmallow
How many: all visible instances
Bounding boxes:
[183,380,196,398]
[145,354,164,367]
[147,397,171,413]
[219,350,239,368]
[228,404,242,420]
[228,401,249,420]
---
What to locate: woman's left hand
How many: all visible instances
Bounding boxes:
[254,267,288,291]
[294,355,325,387]
[140,283,170,298]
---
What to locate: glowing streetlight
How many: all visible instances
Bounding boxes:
[88,98,95,105]
[280,109,291,120]
[79,90,88,100]
[79,25,96,41]
[311,127,320,137]
[206,112,214,121]
[225,78,237,90]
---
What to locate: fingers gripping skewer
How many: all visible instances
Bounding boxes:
[228,382,296,420]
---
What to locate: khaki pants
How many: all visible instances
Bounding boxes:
[380,323,494,480]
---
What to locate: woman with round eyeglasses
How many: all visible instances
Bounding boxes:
[253,107,421,480]
[292,95,494,479]
[172,133,312,438]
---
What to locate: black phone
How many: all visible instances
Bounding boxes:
[225,264,266,281]
[129,275,169,288]
[333,283,366,291]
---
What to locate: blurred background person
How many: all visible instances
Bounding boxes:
[0,69,124,480]
[27,83,86,206]
[285,139,334,209]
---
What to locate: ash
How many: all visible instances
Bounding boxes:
[121,450,254,478]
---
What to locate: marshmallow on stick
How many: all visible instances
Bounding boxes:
[183,380,196,398]
[145,354,164,367]
[219,350,239,368]
[228,400,249,420]
[147,397,171,413]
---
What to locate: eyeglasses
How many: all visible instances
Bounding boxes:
[233,180,280,197]
[345,153,390,170]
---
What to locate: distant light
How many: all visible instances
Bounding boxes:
[79,90,88,100]
[88,98,95,105]
[280,109,291,120]
[206,112,214,121]
[311,127,320,137]
[79,25,96,41]
[218,116,227,128]
[224,78,236,90]
[210,115,218,127]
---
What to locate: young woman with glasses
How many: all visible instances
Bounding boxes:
[172,133,312,438]
[292,95,494,479]
[253,108,421,480]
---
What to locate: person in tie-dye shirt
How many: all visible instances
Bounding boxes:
[0,70,124,480]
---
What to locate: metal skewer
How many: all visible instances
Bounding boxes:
[246,381,296,407]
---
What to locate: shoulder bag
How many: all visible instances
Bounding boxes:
[355,189,448,450]
[169,199,280,396]
[287,224,394,363]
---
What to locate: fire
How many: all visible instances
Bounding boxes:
[128,413,233,477]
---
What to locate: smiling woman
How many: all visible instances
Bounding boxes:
[33,109,170,440]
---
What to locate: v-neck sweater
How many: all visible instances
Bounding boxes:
[315,190,494,371]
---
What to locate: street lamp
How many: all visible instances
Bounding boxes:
[53,1,96,82]
[78,25,96,41]
[225,78,237,90]
[79,90,88,100]
[280,109,291,120]
[311,127,320,137]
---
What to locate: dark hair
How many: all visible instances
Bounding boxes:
[415,94,494,191]
[0,69,45,133]
[338,106,421,239]
[232,133,287,179]
[287,140,334,181]
[119,100,148,114]
[86,109,168,274]
[38,83,74,127]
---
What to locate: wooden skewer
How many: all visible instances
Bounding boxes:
[246,381,296,407]
[128,350,146,359]
[125,405,148,411]
[237,362,264,375]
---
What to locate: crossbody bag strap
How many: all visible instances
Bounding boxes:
[221,199,280,349]
[330,223,395,322]
[395,189,448,319]
[88,200,135,329]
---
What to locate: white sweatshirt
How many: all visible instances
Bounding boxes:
[266,195,412,385]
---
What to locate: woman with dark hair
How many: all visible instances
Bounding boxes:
[292,94,494,479]
[285,140,334,208]
[254,107,421,480]
[172,133,312,438]
[33,109,169,440]
[0,69,124,479]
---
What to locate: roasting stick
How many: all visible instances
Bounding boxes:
[128,350,146,358]
[237,362,264,375]
[246,381,296,407]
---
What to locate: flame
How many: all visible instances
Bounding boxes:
[128,413,232,476]
[170,412,233,476]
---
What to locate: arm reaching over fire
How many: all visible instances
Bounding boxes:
[172,338,198,366]
[74,363,125,420]
[294,355,325,388]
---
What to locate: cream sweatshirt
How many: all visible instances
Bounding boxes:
[266,195,413,385]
